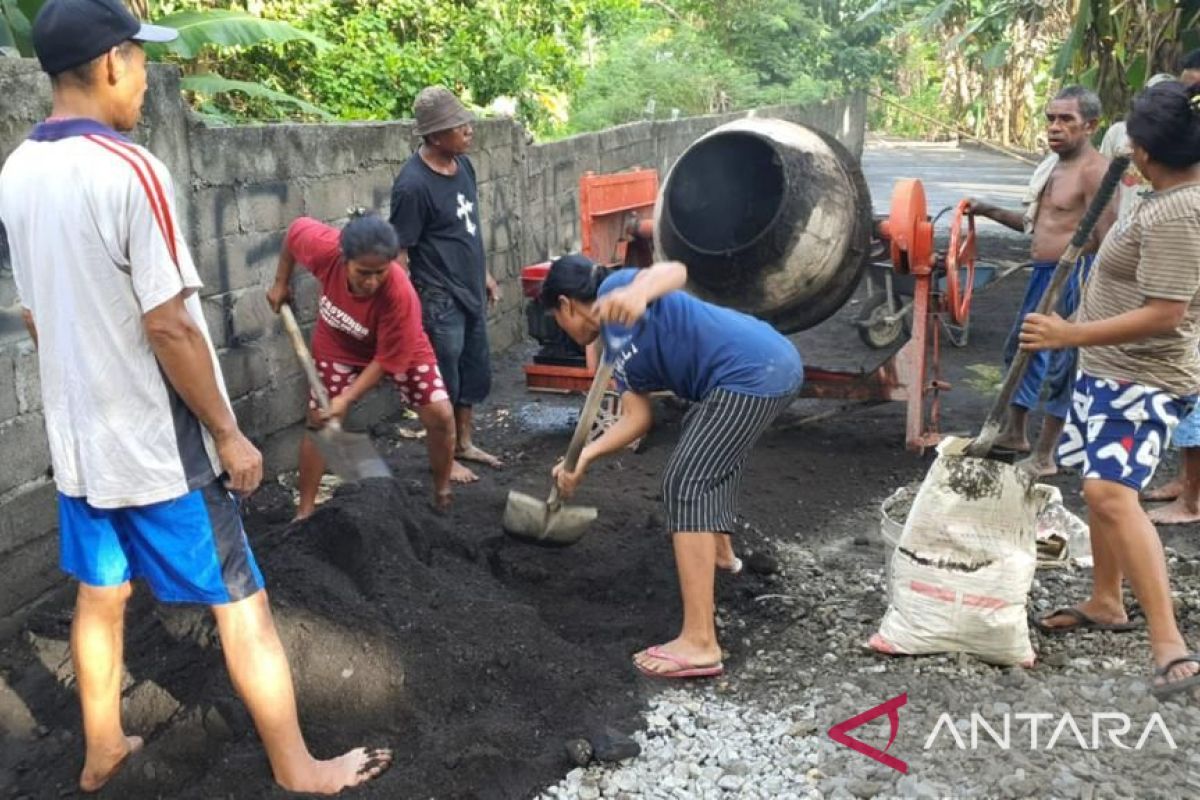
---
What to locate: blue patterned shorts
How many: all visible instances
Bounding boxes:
[1058,373,1189,491]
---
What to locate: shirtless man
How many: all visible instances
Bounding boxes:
[969,86,1117,475]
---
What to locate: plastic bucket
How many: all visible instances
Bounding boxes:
[879,486,911,600]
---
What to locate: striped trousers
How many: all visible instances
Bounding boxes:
[662,388,797,534]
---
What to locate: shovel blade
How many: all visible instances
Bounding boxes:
[313,428,391,482]
[502,490,598,546]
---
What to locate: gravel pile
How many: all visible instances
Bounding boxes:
[541,496,1200,799]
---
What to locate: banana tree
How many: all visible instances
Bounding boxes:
[1055,0,1200,118]
[0,1,332,120]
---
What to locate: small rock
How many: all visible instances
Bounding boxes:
[848,779,883,799]
[717,775,744,791]
[592,729,641,762]
[564,738,593,767]
[578,785,600,800]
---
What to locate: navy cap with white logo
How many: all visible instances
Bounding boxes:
[32,0,177,76]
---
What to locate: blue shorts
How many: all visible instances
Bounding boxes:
[1002,257,1093,419]
[58,481,265,604]
[1174,406,1200,448]
[1057,373,1189,491]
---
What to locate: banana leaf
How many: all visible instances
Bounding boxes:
[1,0,31,56]
[151,10,330,60]
[180,73,334,120]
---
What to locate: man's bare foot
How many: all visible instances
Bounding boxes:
[432,489,453,513]
[450,460,478,484]
[1149,498,1200,525]
[456,444,503,469]
[993,434,1031,453]
[80,734,143,793]
[276,747,393,795]
[1017,455,1058,478]
[633,638,722,675]
[1143,479,1184,502]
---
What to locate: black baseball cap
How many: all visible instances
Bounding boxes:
[33,0,177,76]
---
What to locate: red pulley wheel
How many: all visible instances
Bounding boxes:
[945,199,977,325]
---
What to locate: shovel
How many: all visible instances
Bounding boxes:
[279,303,392,481]
[503,330,630,546]
[964,155,1128,459]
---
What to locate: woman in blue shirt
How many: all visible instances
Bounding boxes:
[542,255,804,678]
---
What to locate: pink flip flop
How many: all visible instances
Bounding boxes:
[634,645,725,679]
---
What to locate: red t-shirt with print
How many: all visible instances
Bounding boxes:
[285,217,435,373]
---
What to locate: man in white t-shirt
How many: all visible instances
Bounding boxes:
[1099,72,1176,220]
[0,0,390,793]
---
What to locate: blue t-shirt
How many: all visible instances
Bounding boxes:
[598,269,803,401]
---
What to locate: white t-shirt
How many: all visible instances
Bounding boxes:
[0,118,226,508]
[1098,121,1149,221]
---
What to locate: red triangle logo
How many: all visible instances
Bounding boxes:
[827,693,909,773]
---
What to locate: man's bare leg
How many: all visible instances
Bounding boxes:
[1149,447,1200,524]
[634,532,723,673]
[1037,485,1129,630]
[994,405,1031,452]
[74,582,144,793]
[454,405,502,468]
[1018,414,1065,477]
[295,431,326,521]
[416,400,456,509]
[1084,481,1196,688]
[212,591,391,794]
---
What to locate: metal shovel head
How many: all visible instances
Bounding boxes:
[502,489,598,546]
[312,427,392,482]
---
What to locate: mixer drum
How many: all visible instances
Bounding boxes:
[654,118,872,333]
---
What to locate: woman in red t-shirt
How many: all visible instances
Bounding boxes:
[267,212,458,514]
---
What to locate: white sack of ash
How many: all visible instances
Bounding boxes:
[868,436,1054,667]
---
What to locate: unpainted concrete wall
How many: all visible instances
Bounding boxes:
[0,58,866,615]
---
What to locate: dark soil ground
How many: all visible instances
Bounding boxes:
[3,232,1199,799]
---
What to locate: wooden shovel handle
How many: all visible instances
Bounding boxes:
[279,303,332,414]
[547,355,619,510]
[967,155,1127,457]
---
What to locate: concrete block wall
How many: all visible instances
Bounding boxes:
[0,57,866,614]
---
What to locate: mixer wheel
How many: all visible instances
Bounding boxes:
[856,291,908,349]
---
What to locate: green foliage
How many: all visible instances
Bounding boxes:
[1055,0,1200,120]
[566,20,761,134]
[0,0,36,56]
[151,9,330,58]
[181,72,334,122]
[3,0,858,132]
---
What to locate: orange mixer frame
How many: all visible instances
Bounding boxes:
[520,171,976,453]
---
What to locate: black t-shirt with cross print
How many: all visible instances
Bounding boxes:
[389,152,487,318]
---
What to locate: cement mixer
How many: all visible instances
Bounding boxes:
[518,118,984,452]
[655,117,872,334]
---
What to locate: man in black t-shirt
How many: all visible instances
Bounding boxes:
[390,86,502,481]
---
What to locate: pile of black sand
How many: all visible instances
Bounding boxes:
[1,476,780,799]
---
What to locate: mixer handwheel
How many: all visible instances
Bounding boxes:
[945,199,977,326]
